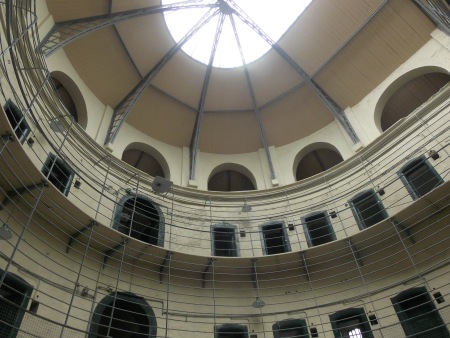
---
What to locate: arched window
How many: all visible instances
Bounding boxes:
[208,163,257,192]
[50,76,78,123]
[208,169,255,192]
[122,149,165,178]
[391,287,449,337]
[89,292,157,338]
[113,195,165,247]
[380,72,450,131]
[296,148,343,181]
[49,71,88,129]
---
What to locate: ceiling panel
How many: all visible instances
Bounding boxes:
[313,0,435,109]
[152,53,206,108]
[261,86,334,147]
[205,67,253,111]
[111,0,160,13]
[279,0,385,75]
[126,87,196,148]
[115,14,175,76]
[46,0,109,22]
[64,27,141,108]
[199,111,262,154]
[247,50,304,106]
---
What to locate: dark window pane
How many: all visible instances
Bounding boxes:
[305,213,335,246]
[214,227,237,257]
[262,224,288,255]
[393,289,450,337]
[404,160,442,198]
[4,100,30,143]
[351,192,387,229]
[119,198,160,245]
[42,154,74,196]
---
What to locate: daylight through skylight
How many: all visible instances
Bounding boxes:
[162,0,312,68]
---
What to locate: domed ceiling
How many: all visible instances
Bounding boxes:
[43,0,434,154]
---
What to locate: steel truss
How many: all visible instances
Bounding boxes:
[38,1,219,56]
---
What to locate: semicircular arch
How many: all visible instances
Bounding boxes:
[293,142,344,181]
[122,142,171,180]
[374,66,450,132]
[207,162,257,192]
[50,71,88,130]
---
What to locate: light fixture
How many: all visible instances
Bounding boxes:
[242,198,252,212]
[0,223,12,240]
[152,176,173,193]
[252,297,265,308]
[49,117,65,133]
[74,179,81,189]
[81,286,89,297]
[27,137,34,147]
[49,115,74,133]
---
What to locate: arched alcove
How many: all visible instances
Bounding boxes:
[208,163,257,192]
[49,71,87,130]
[376,69,450,132]
[112,195,165,247]
[122,143,170,180]
[89,292,157,338]
[294,145,344,181]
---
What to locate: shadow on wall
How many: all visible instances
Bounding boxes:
[208,163,257,192]
[294,143,344,181]
[375,67,450,132]
[49,71,88,130]
[121,142,170,180]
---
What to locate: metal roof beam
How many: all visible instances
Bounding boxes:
[104,8,219,146]
[39,1,219,56]
[228,0,360,144]
[230,15,276,181]
[189,13,226,180]
[413,0,450,36]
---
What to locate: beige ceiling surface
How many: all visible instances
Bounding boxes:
[279,0,386,75]
[46,0,435,154]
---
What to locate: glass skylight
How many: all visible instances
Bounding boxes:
[162,0,312,68]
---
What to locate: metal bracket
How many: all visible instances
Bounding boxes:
[348,239,364,268]
[0,181,47,210]
[300,252,311,282]
[159,251,173,283]
[66,220,97,253]
[102,238,128,268]
[390,219,416,245]
[201,258,215,288]
[251,259,258,289]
